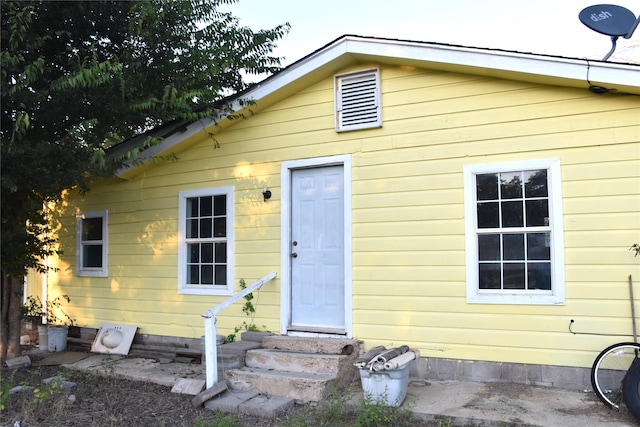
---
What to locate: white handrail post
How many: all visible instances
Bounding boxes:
[204,315,218,388]
[201,272,277,390]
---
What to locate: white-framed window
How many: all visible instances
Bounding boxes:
[178,187,234,295]
[334,68,381,132]
[464,159,565,305]
[76,210,108,277]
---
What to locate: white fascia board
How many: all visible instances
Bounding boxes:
[340,37,639,90]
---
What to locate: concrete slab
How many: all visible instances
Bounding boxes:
[36,351,90,366]
[192,381,227,407]
[6,355,31,369]
[226,367,336,402]
[245,348,345,374]
[239,394,295,418]
[263,336,359,355]
[171,378,205,395]
[347,379,637,427]
[64,354,204,387]
[204,390,258,414]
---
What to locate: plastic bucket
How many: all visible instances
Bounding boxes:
[47,326,68,352]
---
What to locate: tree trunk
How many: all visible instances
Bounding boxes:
[0,271,23,363]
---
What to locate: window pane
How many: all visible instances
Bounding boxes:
[500,172,522,199]
[527,233,550,260]
[524,170,548,197]
[214,195,226,216]
[188,265,199,284]
[186,219,198,238]
[477,202,499,228]
[215,265,227,285]
[479,263,501,289]
[200,196,212,217]
[528,262,551,290]
[201,243,213,263]
[214,217,226,237]
[215,242,227,263]
[476,174,498,200]
[82,217,103,241]
[83,245,103,268]
[503,234,524,260]
[201,265,214,284]
[187,197,198,217]
[526,200,549,227]
[200,218,212,238]
[188,244,199,263]
[478,235,500,261]
[501,201,523,227]
[503,263,525,289]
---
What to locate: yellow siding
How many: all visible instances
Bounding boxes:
[49,63,640,369]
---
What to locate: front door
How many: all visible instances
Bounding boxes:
[289,165,345,333]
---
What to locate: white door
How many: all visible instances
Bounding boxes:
[289,165,345,333]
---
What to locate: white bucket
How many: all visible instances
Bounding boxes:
[38,325,48,351]
[47,326,68,352]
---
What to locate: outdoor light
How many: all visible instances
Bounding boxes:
[262,186,272,202]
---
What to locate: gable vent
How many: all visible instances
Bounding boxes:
[335,69,381,132]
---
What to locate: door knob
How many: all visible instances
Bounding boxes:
[291,252,298,258]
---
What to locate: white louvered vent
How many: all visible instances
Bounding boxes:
[335,69,381,132]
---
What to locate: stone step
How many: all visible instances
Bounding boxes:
[204,390,294,417]
[245,348,347,375]
[262,335,360,355]
[225,367,341,402]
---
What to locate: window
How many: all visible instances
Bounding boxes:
[335,68,381,132]
[464,159,565,305]
[76,210,108,277]
[178,187,234,295]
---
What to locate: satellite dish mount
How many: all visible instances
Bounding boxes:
[579,4,639,60]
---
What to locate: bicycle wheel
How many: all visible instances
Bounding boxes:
[591,342,640,410]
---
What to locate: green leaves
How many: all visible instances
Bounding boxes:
[0,0,289,278]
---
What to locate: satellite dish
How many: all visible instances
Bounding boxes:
[579,4,637,36]
[579,4,640,60]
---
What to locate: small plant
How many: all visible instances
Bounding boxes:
[21,294,75,326]
[0,370,15,410]
[631,243,640,258]
[354,390,414,427]
[33,375,65,405]
[226,279,266,342]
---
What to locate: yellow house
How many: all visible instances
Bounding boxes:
[34,36,640,389]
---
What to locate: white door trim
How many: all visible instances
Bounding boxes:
[280,154,352,338]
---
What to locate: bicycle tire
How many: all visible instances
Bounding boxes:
[591,342,640,410]
[623,357,640,420]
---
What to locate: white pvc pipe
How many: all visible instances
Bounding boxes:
[384,351,416,371]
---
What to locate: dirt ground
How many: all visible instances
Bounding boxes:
[2,355,271,427]
[1,349,429,427]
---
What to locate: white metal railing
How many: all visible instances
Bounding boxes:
[201,272,277,388]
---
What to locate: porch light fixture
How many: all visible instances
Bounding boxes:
[262,187,272,202]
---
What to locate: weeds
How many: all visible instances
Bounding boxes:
[195,412,241,427]
[0,370,15,410]
[355,391,414,427]
[226,279,267,342]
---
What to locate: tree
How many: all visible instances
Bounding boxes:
[0,0,289,362]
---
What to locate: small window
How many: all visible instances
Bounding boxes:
[335,68,381,132]
[178,187,234,295]
[76,210,108,277]
[464,159,565,305]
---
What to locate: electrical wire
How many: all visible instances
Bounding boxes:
[568,319,633,337]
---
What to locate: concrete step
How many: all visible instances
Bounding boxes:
[204,390,295,417]
[262,335,360,355]
[245,348,348,375]
[225,367,341,402]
